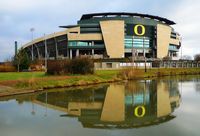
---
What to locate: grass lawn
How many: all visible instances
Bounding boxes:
[0,68,200,91]
[0,70,120,81]
[0,70,121,90]
[0,72,46,81]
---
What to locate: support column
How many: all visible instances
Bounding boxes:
[31,44,34,61]
[70,49,72,59]
[143,50,146,58]
[54,38,58,59]
[92,49,94,58]
[35,44,40,59]
[76,49,79,57]
[136,50,138,57]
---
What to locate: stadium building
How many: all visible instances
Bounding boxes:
[22,12,181,61]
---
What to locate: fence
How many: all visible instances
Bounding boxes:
[152,60,200,68]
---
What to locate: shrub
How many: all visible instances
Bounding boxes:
[12,49,31,71]
[30,59,45,71]
[0,64,16,72]
[117,68,144,80]
[47,58,94,75]
[163,56,172,61]
[194,54,200,61]
[70,58,94,74]
[47,60,70,75]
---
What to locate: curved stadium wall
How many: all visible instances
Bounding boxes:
[22,12,181,61]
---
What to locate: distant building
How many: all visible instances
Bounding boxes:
[22,12,181,60]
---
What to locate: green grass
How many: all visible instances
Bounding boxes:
[0,70,120,83]
[0,68,200,91]
[0,70,120,90]
[0,72,46,81]
[117,68,200,80]
[95,70,120,79]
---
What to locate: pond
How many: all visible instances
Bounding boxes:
[0,75,200,136]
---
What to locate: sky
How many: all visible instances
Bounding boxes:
[0,0,200,61]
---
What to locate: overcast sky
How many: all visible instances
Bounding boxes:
[0,0,200,61]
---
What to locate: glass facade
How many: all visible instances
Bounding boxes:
[125,93,150,105]
[68,41,104,48]
[169,44,178,51]
[68,41,92,47]
[125,37,150,49]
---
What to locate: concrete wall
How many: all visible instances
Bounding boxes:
[23,30,68,48]
[157,24,171,58]
[94,62,121,69]
[100,84,125,122]
[170,38,180,45]
[67,26,103,41]
[100,20,125,58]
[157,82,171,117]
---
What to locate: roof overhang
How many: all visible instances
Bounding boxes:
[80,12,176,25]
[59,25,79,28]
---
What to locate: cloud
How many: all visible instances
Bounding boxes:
[164,0,200,57]
[0,0,200,61]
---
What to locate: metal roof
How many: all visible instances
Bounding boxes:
[80,12,175,25]
[59,25,79,28]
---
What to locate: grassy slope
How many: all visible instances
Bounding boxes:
[0,72,45,81]
[0,68,200,90]
[0,70,120,90]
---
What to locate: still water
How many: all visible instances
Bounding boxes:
[0,76,200,136]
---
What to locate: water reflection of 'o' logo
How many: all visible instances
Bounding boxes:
[134,106,146,117]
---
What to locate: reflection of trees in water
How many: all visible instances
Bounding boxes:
[124,79,177,95]
[156,78,180,97]
[36,85,108,109]
[178,75,200,82]
[193,78,200,92]
[0,94,38,105]
[124,80,156,94]
[195,84,200,92]
[195,81,200,92]
[8,79,181,129]
[181,77,200,92]
[125,80,144,93]
[168,80,180,97]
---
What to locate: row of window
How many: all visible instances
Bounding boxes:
[169,44,178,51]
[68,38,150,49]
[68,39,179,50]
[124,38,150,48]
[68,41,91,46]
[68,41,179,53]
[68,41,104,47]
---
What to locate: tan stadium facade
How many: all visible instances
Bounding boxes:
[22,12,181,60]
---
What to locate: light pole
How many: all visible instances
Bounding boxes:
[31,99,36,116]
[44,91,48,117]
[143,37,147,72]
[132,36,135,67]
[44,34,47,72]
[30,28,35,61]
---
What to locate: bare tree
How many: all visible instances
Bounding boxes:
[180,55,192,60]
[194,54,200,61]
[13,49,31,72]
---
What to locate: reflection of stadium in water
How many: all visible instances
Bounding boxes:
[34,80,180,129]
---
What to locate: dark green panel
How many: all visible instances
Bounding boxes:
[126,24,155,37]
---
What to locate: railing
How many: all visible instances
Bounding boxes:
[152,60,200,68]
